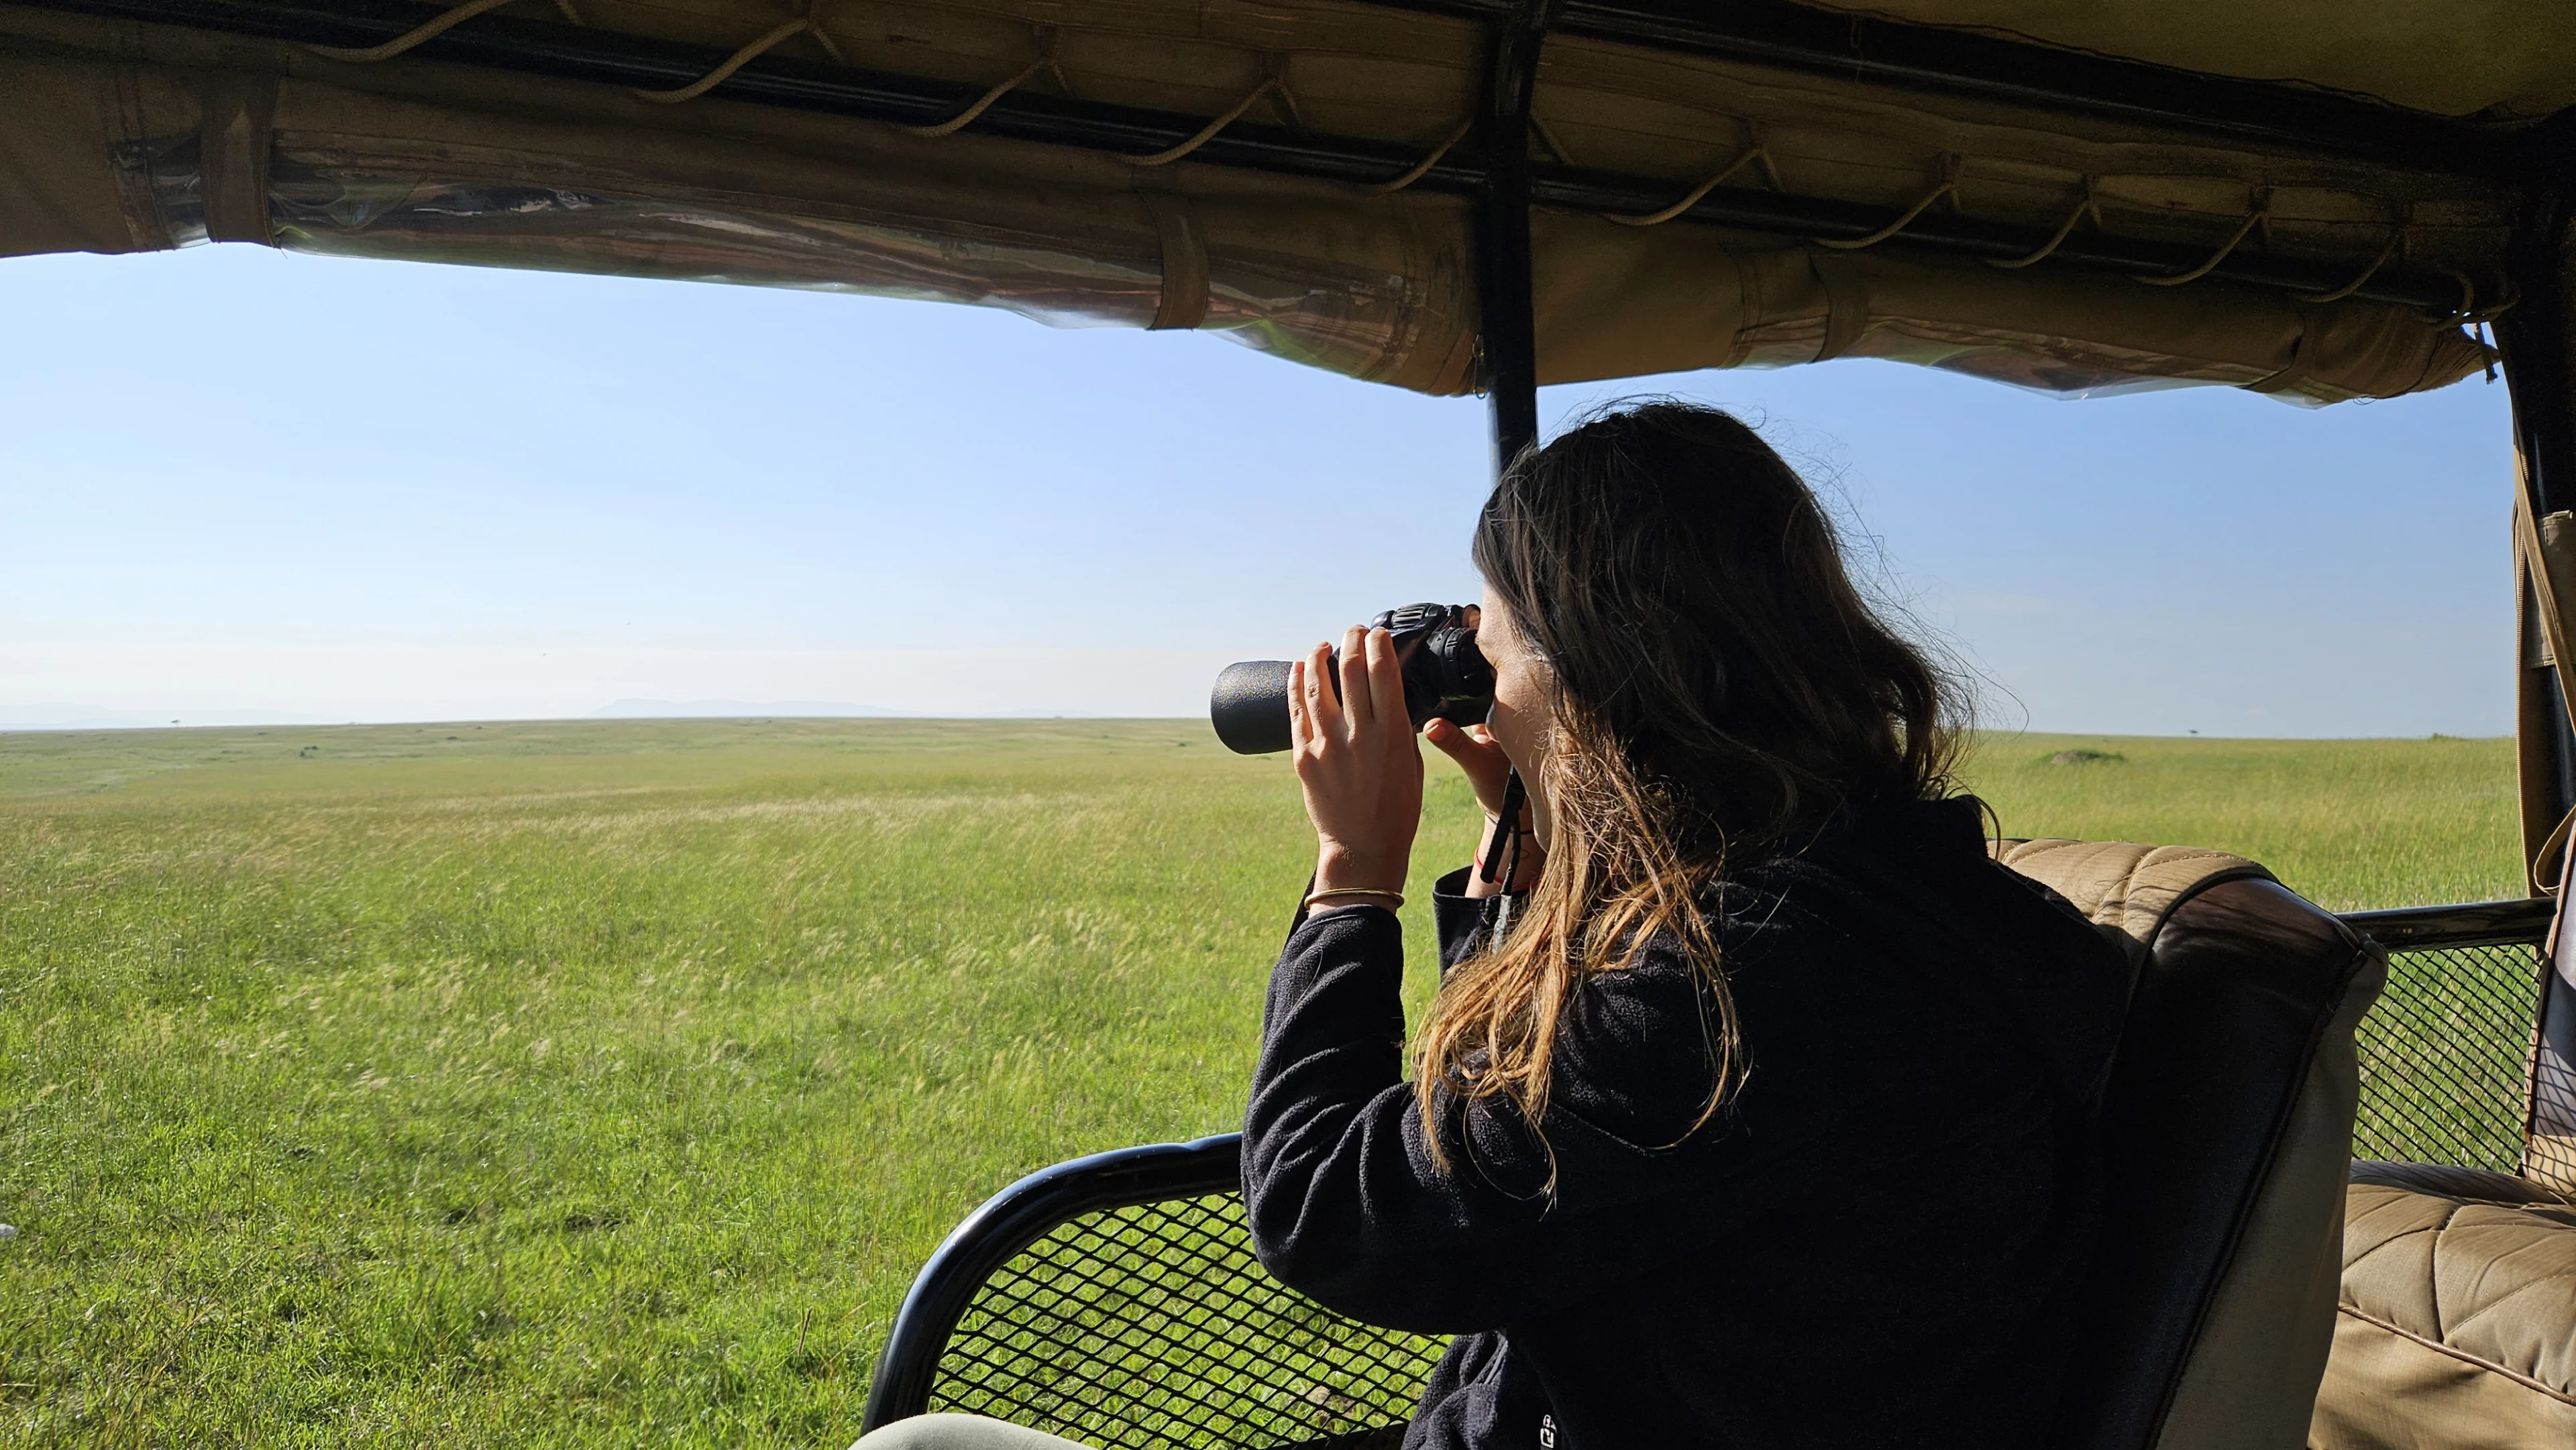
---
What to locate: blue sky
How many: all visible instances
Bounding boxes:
[0,241,2517,735]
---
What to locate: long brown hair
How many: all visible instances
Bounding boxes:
[1415,400,1962,1173]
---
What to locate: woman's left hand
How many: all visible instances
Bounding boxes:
[1290,625,1424,899]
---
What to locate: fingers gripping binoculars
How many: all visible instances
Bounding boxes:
[1210,603,1495,755]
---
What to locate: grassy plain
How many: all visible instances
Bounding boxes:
[0,719,2522,1446]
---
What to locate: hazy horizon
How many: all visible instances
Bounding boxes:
[0,712,2509,744]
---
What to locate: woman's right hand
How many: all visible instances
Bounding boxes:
[1425,719,1543,895]
[1424,719,1513,816]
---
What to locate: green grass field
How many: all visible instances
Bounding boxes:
[0,720,2523,1446]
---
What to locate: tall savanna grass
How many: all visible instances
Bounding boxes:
[0,720,2520,1445]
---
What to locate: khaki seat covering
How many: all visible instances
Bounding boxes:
[2310,1164,2576,1450]
[1991,837,2386,1450]
[1990,838,2271,960]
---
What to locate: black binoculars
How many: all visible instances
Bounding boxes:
[1210,603,1495,755]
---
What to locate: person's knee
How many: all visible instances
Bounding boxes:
[848,1412,1091,1450]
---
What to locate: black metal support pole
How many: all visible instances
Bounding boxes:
[2498,191,2576,881]
[2506,205,2576,518]
[1474,0,1558,476]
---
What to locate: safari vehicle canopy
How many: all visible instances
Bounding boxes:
[9,1,2576,1447]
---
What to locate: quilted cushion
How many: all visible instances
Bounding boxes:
[1996,837,2373,1450]
[1987,837,2269,958]
[2310,1163,2576,1449]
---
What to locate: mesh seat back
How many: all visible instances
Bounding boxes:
[1994,840,2385,1450]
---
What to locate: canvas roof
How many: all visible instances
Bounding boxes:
[0,0,2556,403]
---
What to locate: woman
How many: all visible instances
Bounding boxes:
[857,402,2125,1450]
[1245,401,2126,1449]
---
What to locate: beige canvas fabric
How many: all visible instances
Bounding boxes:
[1529,221,2485,400]
[0,1,2529,268]
[1787,2,2576,123]
[2310,1172,2576,1450]
[0,50,197,257]
[0,2,2509,402]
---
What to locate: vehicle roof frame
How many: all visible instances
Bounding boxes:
[12,0,2512,317]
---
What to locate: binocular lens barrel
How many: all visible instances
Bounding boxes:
[1210,660,1298,755]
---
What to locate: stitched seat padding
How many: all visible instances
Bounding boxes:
[1989,838,2273,958]
[1992,838,2381,1450]
[2311,1167,2576,1449]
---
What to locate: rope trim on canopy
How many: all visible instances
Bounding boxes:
[1815,163,1957,251]
[2294,230,2402,304]
[305,0,523,63]
[898,37,1058,138]
[1606,145,1774,227]
[1130,75,1284,167]
[1985,179,2098,270]
[1528,114,1578,168]
[285,1,2504,325]
[632,5,843,104]
[1362,119,1472,196]
[2134,203,2268,287]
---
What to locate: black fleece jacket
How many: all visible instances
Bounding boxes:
[1241,796,2128,1450]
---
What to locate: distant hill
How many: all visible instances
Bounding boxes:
[587,698,902,719]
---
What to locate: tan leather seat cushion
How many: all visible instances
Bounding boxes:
[1987,838,2268,959]
[2311,1164,2576,1449]
[1994,834,2369,1450]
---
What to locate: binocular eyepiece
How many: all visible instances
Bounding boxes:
[1210,603,1495,755]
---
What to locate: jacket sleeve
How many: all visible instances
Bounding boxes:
[1240,904,1548,1332]
[1239,899,1858,1333]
